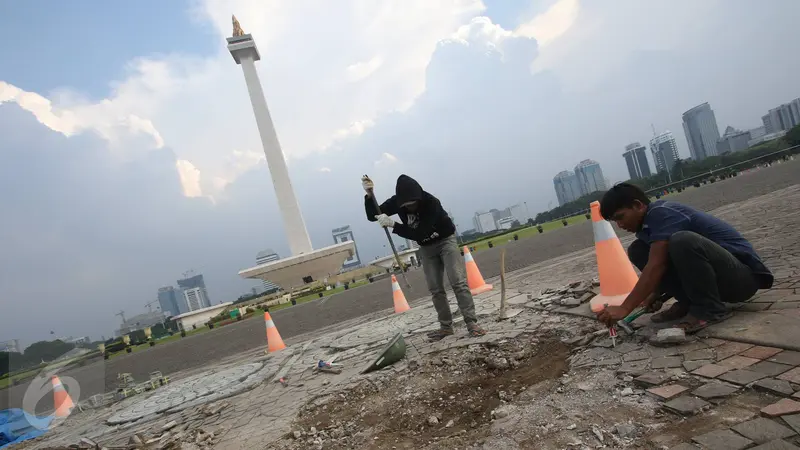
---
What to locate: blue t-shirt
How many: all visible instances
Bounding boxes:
[636,200,773,288]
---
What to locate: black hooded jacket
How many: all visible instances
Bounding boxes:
[364,175,456,246]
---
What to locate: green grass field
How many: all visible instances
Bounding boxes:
[464,213,591,252]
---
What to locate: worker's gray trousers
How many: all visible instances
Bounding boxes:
[628,231,759,321]
[418,235,478,328]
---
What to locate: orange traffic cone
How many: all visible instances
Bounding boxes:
[588,201,639,313]
[464,246,493,295]
[391,275,410,313]
[52,376,75,418]
[264,312,286,353]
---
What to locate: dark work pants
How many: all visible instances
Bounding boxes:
[628,231,759,321]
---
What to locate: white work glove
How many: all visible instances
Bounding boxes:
[361,175,374,192]
[375,214,395,228]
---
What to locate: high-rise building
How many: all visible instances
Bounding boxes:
[762,98,800,134]
[622,143,651,180]
[255,249,281,293]
[331,226,361,270]
[553,170,581,206]
[509,204,528,224]
[682,102,721,161]
[650,131,681,174]
[177,273,211,309]
[574,159,607,196]
[183,287,207,312]
[716,126,751,154]
[157,286,184,317]
[473,212,497,233]
[0,339,20,353]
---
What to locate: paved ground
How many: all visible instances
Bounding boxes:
[3,159,798,415]
[10,158,800,449]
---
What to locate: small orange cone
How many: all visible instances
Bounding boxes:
[264,312,286,353]
[52,376,75,418]
[391,275,410,313]
[588,201,639,313]
[464,246,493,295]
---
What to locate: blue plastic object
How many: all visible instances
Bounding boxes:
[0,409,53,449]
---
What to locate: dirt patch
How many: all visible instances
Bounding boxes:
[288,335,569,449]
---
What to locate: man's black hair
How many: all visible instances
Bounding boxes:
[599,182,651,220]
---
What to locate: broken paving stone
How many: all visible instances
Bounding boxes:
[749,440,800,450]
[684,349,715,361]
[692,363,733,379]
[623,350,650,362]
[755,379,796,397]
[620,388,634,397]
[669,444,701,450]
[617,360,649,376]
[647,384,689,400]
[559,297,581,307]
[692,428,754,450]
[611,342,641,354]
[692,382,740,399]
[635,372,668,387]
[763,399,800,418]
[663,396,710,416]
[651,328,687,346]
[615,423,637,439]
[486,356,510,370]
[732,418,796,444]
[683,359,711,372]
[718,369,768,386]
[652,356,683,369]
[428,416,439,425]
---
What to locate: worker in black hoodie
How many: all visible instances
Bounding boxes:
[363,174,487,340]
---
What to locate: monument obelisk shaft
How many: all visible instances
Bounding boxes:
[227,16,313,256]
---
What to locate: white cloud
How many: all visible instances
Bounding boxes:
[318,167,332,173]
[346,56,384,82]
[374,152,398,166]
[515,0,580,47]
[175,159,203,197]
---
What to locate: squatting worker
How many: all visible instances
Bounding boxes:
[362,174,487,340]
[596,183,773,334]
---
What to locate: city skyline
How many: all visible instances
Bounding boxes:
[2,2,799,344]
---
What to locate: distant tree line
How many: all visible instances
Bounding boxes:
[1,339,77,377]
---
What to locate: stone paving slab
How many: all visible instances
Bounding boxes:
[647,384,689,400]
[783,415,800,434]
[770,352,800,366]
[664,396,710,416]
[742,346,786,360]
[692,382,740,399]
[692,363,733,379]
[715,342,756,360]
[755,379,797,397]
[691,428,754,450]
[763,399,800,418]
[652,356,683,369]
[709,313,800,353]
[683,359,712,372]
[750,440,800,449]
[718,368,769,386]
[718,355,761,370]
[779,368,800,384]
[752,361,796,377]
[732,417,796,444]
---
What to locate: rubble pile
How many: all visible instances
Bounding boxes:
[274,335,570,450]
[525,279,599,310]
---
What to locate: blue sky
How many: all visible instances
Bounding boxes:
[0,0,217,98]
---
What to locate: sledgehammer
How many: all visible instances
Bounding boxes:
[364,174,412,289]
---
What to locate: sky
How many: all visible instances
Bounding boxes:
[1,0,799,346]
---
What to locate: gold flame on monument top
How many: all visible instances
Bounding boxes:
[232,15,245,37]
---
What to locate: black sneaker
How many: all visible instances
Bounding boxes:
[427,328,455,341]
